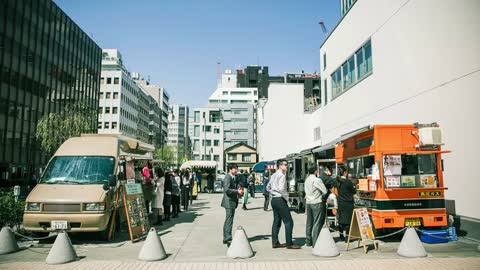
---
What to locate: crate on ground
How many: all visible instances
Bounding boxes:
[447,226,458,242]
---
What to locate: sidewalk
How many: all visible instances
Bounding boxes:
[2,258,480,270]
[0,194,479,268]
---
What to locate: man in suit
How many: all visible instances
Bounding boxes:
[221,163,243,246]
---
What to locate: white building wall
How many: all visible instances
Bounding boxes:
[259,0,480,219]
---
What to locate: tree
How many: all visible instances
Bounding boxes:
[36,102,96,156]
[154,145,175,168]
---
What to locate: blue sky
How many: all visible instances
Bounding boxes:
[55,0,340,109]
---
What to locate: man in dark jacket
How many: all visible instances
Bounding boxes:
[263,172,270,211]
[221,163,243,246]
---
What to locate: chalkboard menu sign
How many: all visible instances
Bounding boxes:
[123,183,150,242]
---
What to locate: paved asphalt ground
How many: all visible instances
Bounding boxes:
[1,193,479,269]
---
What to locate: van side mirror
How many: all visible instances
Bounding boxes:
[102,183,109,191]
[108,174,117,187]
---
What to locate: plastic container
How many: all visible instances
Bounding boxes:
[447,226,458,242]
[419,229,448,244]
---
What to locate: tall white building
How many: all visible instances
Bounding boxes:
[168,104,189,168]
[208,70,258,105]
[191,108,225,171]
[134,74,170,148]
[98,49,144,142]
[258,0,480,236]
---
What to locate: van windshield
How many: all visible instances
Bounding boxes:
[41,156,115,184]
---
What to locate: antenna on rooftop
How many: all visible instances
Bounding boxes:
[319,21,328,34]
[217,61,222,87]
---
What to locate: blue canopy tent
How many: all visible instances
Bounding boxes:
[251,161,276,173]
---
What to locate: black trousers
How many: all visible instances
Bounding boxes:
[263,193,270,210]
[182,186,190,210]
[223,208,235,242]
[163,194,172,220]
[172,195,180,216]
[271,197,294,246]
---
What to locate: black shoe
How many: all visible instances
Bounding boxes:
[272,243,287,248]
[223,240,232,246]
[305,242,312,247]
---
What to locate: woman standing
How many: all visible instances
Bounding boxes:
[171,170,181,218]
[142,162,153,214]
[336,166,356,241]
[152,169,165,225]
[163,171,173,221]
[182,169,191,211]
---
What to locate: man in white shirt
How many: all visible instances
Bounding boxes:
[304,164,327,247]
[268,159,301,249]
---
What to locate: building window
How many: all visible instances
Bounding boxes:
[194,126,200,136]
[228,154,236,161]
[114,77,119,84]
[242,154,251,162]
[204,140,211,147]
[193,155,200,160]
[214,140,219,146]
[194,140,200,151]
[214,128,220,134]
[112,122,118,129]
[107,77,112,84]
[105,107,111,114]
[323,53,327,70]
[205,126,211,132]
[254,90,257,96]
[231,100,248,104]
[100,77,105,84]
[331,68,342,99]
[112,107,118,114]
[194,111,200,122]
[231,91,249,95]
[98,122,102,129]
[98,107,103,114]
[100,92,104,99]
[205,155,211,161]
[214,155,220,161]
[113,92,119,99]
[323,79,328,105]
[356,39,372,80]
[222,91,228,95]
[104,122,110,129]
[106,92,111,99]
[342,55,355,89]
[232,118,248,123]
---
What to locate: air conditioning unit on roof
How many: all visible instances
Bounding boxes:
[418,127,444,146]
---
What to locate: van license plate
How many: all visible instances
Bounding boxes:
[405,218,422,227]
[51,221,68,230]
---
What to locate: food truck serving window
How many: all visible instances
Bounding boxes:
[347,155,375,179]
[383,154,438,188]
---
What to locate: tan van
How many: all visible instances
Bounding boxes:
[23,134,154,239]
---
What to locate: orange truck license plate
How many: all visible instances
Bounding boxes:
[405,218,422,227]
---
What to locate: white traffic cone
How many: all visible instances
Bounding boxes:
[45,231,78,264]
[312,226,340,257]
[138,227,167,261]
[397,227,427,258]
[0,227,20,255]
[226,226,254,259]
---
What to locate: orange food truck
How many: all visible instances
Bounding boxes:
[331,123,449,232]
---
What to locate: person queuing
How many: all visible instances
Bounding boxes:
[152,169,165,225]
[248,172,255,198]
[304,165,327,247]
[336,165,356,242]
[237,170,248,210]
[317,165,338,230]
[142,162,153,214]
[268,159,301,249]
[221,163,243,247]
[163,171,173,222]
[182,169,192,211]
[171,170,181,218]
[262,171,270,211]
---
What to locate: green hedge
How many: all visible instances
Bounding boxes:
[0,191,25,229]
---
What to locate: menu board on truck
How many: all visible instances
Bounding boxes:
[123,183,150,242]
[383,155,402,176]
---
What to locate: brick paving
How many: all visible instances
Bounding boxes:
[1,258,480,270]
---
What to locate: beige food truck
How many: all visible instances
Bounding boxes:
[23,134,154,240]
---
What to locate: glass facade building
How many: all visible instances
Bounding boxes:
[0,0,102,187]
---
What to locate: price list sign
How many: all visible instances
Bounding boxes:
[123,183,150,242]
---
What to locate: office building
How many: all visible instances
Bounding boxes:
[192,108,224,170]
[0,0,102,186]
[167,104,189,168]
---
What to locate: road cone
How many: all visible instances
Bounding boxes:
[397,227,427,258]
[138,227,167,261]
[226,226,254,259]
[45,231,78,264]
[0,227,19,255]
[312,226,340,257]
